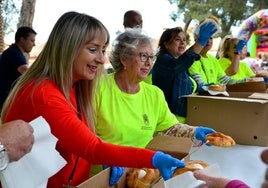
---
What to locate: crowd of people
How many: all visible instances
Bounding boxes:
[0,9,267,188]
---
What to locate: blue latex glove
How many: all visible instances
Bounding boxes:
[195,126,216,143]
[152,151,185,180]
[103,166,125,186]
[235,39,247,53]
[197,22,218,46]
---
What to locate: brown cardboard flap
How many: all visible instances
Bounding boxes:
[248,92,268,100]
[77,168,130,188]
[226,81,266,93]
[186,94,268,146]
[77,168,164,188]
[146,135,192,159]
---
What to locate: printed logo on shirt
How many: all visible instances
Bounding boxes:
[141,114,152,130]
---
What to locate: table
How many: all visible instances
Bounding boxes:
[190,144,267,187]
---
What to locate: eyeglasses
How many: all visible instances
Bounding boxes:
[139,52,155,63]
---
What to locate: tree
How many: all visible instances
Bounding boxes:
[0,0,20,53]
[168,0,268,37]
[0,0,36,54]
[1,0,20,36]
[0,0,3,53]
[18,0,36,27]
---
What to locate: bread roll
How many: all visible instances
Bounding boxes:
[208,84,226,92]
[126,168,160,188]
[206,132,236,147]
[172,160,209,177]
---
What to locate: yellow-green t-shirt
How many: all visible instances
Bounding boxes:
[143,73,152,84]
[219,57,255,80]
[94,73,178,148]
[189,54,226,84]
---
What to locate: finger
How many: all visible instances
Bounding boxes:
[265,169,268,181]
[262,181,268,188]
[261,149,268,164]
[193,170,210,181]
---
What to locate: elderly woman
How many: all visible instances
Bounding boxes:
[94,28,216,179]
[95,29,215,147]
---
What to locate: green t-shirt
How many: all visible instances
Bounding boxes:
[94,73,178,148]
[189,54,226,84]
[219,57,255,80]
[143,73,152,84]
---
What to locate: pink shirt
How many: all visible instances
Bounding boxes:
[226,180,250,188]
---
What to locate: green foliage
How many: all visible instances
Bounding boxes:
[168,0,268,37]
[1,0,21,37]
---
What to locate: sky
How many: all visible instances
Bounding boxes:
[5,0,183,44]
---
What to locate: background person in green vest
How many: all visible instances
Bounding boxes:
[189,37,247,86]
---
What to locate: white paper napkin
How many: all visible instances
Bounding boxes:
[0,116,67,188]
[202,85,229,96]
[164,163,221,188]
[248,92,268,100]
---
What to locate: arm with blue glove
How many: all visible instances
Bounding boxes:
[103,165,125,186]
[235,39,247,54]
[163,123,215,147]
[225,38,247,76]
[107,125,215,185]
[107,151,185,185]
[108,151,185,185]
[190,19,219,55]
[196,21,219,47]
[195,126,216,145]
[152,151,185,180]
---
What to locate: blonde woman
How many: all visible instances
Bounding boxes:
[1,11,184,187]
[217,36,255,79]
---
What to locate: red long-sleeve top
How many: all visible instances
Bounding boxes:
[4,79,155,187]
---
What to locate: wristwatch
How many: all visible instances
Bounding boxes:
[0,144,9,171]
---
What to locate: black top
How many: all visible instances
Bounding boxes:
[0,44,26,109]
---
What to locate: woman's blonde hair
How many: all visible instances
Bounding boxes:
[217,35,239,59]
[1,11,109,129]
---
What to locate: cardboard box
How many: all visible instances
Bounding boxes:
[145,135,193,160]
[77,168,165,188]
[186,94,268,146]
[77,136,192,188]
[226,80,267,93]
